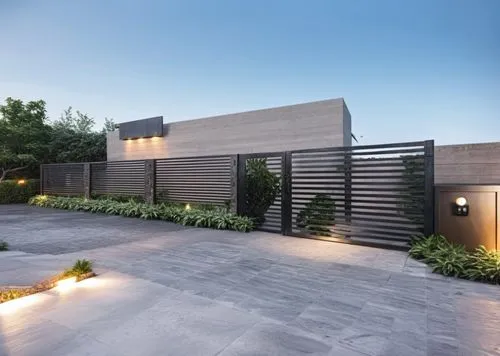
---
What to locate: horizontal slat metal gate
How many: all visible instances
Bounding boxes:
[289,141,431,248]
[237,141,433,248]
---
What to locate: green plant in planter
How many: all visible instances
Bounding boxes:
[244,158,281,226]
[296,194,335,236]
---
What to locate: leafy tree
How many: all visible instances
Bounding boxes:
[52,106,95,133]
[0,97,51,180]
[102,117,116,133]
[48,107,111,163]
[0,98,115,178]
[0,148,37,182]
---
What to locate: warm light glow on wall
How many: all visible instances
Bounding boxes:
[122,134,167,160]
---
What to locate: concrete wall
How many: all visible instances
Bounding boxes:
[107,98,351,161]
[435,142,500,184]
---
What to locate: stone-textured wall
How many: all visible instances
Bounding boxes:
[435,142,500,184]
[107,98,351,161]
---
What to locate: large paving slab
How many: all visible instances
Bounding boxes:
[0,205,499,356]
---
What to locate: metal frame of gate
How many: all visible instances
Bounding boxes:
[237,140,434,249]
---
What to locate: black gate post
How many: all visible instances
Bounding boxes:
[39,164,44,195]
[281,152,292,235]
[83,163,91,199]
[344,151,352,224]
[144,159,156,204]
[236,154,247,215]
[423,140,435,236]
[230,155,238,213]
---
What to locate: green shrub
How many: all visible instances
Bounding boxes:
[0,241,8,251]
[410,234,500,284]
[91,194,144,203]
[0,179,39,204]
[244,158,281,226]
[409,234,448,260]
[63,259,93,277]
[29,195,254,232]
[464,246,500,284]
[296,194,336,236]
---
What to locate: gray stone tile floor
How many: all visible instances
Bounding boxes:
[0,205,499,356]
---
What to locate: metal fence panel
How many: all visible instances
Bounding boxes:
[155,155,233,205]
[90,160,145,196]
[41,163,85,196]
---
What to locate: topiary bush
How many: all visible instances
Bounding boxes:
[410,234,500,284]
[0,179,39,204]
[29,195,254,232]
[244,158,281,226]
[296,194,336,236]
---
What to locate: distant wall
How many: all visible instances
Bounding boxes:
[107,98,351,161]
[435,142,500,184]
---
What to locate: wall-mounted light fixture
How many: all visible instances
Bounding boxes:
[453,196,469,216]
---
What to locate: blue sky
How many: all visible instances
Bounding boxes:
[1,0,499,145]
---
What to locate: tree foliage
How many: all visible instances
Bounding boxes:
[0,97,115,179]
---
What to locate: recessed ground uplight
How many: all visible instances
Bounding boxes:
[0,259,95,311]
[185,203,191,210]
[17,179,25,185]
[0,294,42,316]
[55,276,77,292]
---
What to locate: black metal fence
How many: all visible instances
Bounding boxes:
[40,140,434,249]
[41,155,236,207]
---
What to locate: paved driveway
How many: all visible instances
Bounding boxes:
[0,205,499,356]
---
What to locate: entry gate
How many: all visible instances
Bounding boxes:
[237,141,434,249]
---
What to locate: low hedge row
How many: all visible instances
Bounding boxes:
[410,234,500,284]
[0,179,39,204]
[29,195,254,232]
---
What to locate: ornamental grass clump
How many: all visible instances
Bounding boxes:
[29,195,254,232]
[409,234,500,284]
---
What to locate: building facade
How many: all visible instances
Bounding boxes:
[107,98,352,161]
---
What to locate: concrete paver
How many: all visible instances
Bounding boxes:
[0,205,499,356]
